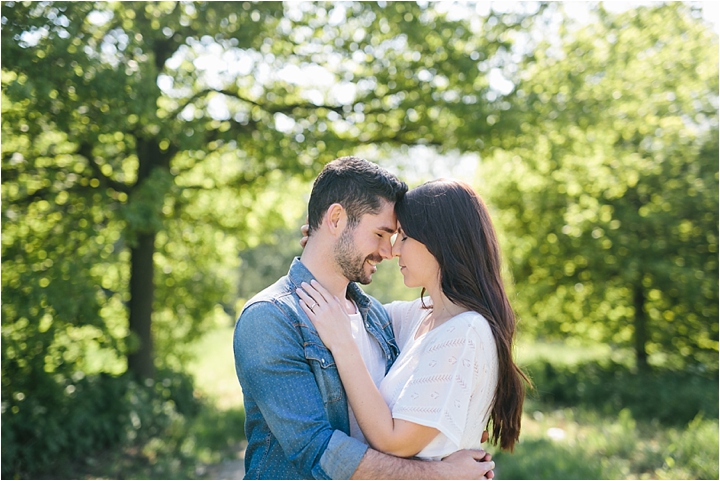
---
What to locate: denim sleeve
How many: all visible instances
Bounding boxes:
[235,301,368,479]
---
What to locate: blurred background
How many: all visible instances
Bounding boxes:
[2,1,718,479]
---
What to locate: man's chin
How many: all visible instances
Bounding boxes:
[351,271,373,285]
[346,260,379,285]
[354,269,375,285]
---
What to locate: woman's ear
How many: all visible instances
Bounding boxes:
[324,203,347,236]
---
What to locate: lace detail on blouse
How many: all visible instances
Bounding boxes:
[380,302,499,460]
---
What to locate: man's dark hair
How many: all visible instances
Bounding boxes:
[307,156,407,235]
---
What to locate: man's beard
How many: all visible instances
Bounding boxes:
[334,226,380,285]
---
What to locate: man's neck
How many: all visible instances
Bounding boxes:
[299,240,350,304]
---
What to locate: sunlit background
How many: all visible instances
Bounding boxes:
[2,1,718,479]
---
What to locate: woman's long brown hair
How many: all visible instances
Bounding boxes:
[395,179,529,451]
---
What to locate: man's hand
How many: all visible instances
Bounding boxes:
[441,449,494,479]
[300,223,309,248]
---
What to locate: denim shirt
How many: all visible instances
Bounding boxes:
[234,258,400,479]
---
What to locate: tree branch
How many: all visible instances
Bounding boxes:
[167,87,346,121]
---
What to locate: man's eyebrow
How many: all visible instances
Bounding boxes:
[379,225,397,234]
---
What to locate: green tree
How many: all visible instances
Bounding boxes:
[2,2,540,474]
[2,1,533,379]
[482,3,718,369]
[2,1,306,383]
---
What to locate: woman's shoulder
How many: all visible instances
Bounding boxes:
[423,312,497,370]
[384,297,427,319]
[384,298,429,348]
[445,311,496,345]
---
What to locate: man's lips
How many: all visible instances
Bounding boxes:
[366,256,382,266]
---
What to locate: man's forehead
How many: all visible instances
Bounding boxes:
[360,203,397,233]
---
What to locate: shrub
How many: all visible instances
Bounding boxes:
[1,368,201,479]
[524,360,718,425]
[660,416,719,480]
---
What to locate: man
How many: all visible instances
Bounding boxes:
[234,156,494,479]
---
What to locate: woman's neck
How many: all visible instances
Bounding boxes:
[420,287,469,336]
[425,281,462,315]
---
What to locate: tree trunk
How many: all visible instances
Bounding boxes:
[125,136,170,381]
[127,231,156,380]
[633,283,649,371]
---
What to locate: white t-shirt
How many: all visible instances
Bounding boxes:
[381,298,499,460]
[347,308,386,443]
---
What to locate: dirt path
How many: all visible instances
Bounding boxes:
[201,442,246,479]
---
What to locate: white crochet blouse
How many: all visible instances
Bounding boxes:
[381,298,499,460]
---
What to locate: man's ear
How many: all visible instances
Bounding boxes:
[324,203,347,236]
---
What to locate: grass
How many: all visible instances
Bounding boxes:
[185,325,243,411]
[492,404,718,479]
[491,339,719,479]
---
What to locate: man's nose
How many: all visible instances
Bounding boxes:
[379,237,394,260]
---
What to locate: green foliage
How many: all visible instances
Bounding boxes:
[494,438,613,479]
[494,406,718,480]
[523,358,718,425]
[184,325,244,409]
[1,1,331,382]
[188,406,246,466]
[482,2,719,367]
[660,415,719,480]
[499,340,719,479]
[235,223,305,307]
[1,368,200,479]
[500,341,719,479]
[71,405,246,480]
[1,0,535,381]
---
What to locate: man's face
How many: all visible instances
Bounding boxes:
[333,200,397,285]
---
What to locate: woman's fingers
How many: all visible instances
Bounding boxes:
[309,280,333,303]
[300,281,327,304]
[296,287,317,312]
[298,299,314,318]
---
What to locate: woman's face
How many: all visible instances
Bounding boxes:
[392,224,440,289]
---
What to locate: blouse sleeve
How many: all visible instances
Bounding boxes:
[390,317,496,446]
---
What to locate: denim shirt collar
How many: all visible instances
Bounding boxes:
[287,257,372,318]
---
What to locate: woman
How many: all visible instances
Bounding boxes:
[296,179,528,460]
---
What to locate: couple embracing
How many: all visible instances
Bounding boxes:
[234,156,528,479]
